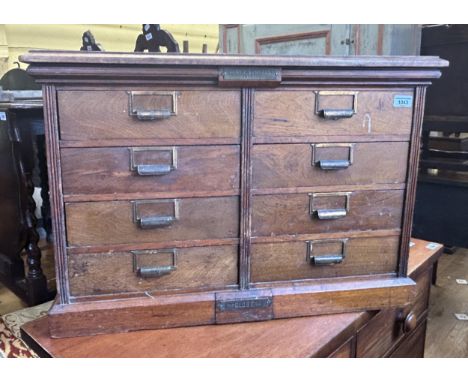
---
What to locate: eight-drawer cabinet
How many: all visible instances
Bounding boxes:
[20,51,448,337]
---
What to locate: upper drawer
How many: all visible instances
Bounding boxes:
[66,196,239,247]
[61,145,240,197]
[58,90,241,140]
[252,142,409,190]
[254,90,414,138]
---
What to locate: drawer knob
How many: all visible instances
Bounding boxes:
[311,143,354,171]
[132,199,179,230]
[128,91,178,121]
[309,192,351,220]
[314,91,358,120]
[398,311,418,333]
[129,147,177,177]
[137,215,176,229]
[320,109,355,120]
[308,239,348,266]
[132,249,177,278]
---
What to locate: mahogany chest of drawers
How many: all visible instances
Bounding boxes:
[20,51,447,337]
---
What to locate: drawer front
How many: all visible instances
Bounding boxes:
[254,90,413,138]
[356,309,403,357]
[356,269,432,357]
[61,145,240,196]
[68,245,238,296]
[328,338,353,358]
[251,236,399,283]
[66,196,239,247]
[389,320,426,358]
[58,90,241,140]
[252,142,409,189]
[252,190,404,237]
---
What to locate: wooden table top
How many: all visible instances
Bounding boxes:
[20,238,443,358]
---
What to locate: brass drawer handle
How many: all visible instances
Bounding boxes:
[129,147,177,176]
[128,91,178,121]
[314,91,358,120]
[307,239,348,266]
[311,143,354,171]
[132,199,179,229]
[132,249,177,278]
[309,192,351,220]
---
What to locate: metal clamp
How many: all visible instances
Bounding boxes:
[309,192,351,220]
[311,143,354,170]
[128,91,178,121]
[131,249,177,278]
[129,147,177,176]
[314,91,358,120]
[307,239,348,266]
[132,199,179,229]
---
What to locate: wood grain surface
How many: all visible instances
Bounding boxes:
[61,145,240,197]
[66,196,239,247]
[251,236,399,282]
[252,190,404,237]
[68,245,239,297]
[252,142,409,189]
[254,90,413,138]
[58,90,241,140]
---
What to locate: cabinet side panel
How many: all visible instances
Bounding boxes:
[42,85,70,303]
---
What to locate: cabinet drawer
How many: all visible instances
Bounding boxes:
[62,145,240,196]
[58,90,241,140]
[66,196,239,247]
[252,190,404,237]
[251,236,399,283]
[254,90,413,138]
[69,245,238,296]
[252,142,409,189]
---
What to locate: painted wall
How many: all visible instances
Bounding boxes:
[0,24,219,75]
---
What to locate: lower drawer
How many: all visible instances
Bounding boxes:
[252,189,404,237]
[251,236,399,283]
[68,245,239,296]
[66,196,239,247]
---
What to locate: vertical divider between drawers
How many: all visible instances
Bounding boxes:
[239,88,254,289]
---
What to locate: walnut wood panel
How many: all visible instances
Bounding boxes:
[328,337,353,358]
[355,270,431,358]
[66,196,239,247]
[58,90,241,140]
[252,142,409,189]
[254,90,413,139]
[251,236,399,283]
[61,145,240,197]
[252,190,404,237]
[356,308,403,357]
[68,245,238,297]
[389,320,426,358]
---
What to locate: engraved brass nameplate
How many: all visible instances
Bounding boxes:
[219,67,281,87]
[216,296,272,312]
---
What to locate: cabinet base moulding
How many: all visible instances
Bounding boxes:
[48,276,415,338]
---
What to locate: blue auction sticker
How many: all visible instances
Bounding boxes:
[393,95,413,108]
[0,112,7,121]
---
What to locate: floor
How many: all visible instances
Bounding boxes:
[1,243,467,357]
[425,247,468,357]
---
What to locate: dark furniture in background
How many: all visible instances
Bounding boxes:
[413,25,468,249]
[0,68,55,305]
[20,238,442,357]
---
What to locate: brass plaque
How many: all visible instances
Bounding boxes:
[219,67,281,87]
[216,296,272,312]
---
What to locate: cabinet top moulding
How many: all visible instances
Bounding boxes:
[20,51,448,85]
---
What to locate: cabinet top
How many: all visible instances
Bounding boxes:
[20,50,448,68]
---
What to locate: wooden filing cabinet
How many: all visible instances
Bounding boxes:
[20,51,447,338]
